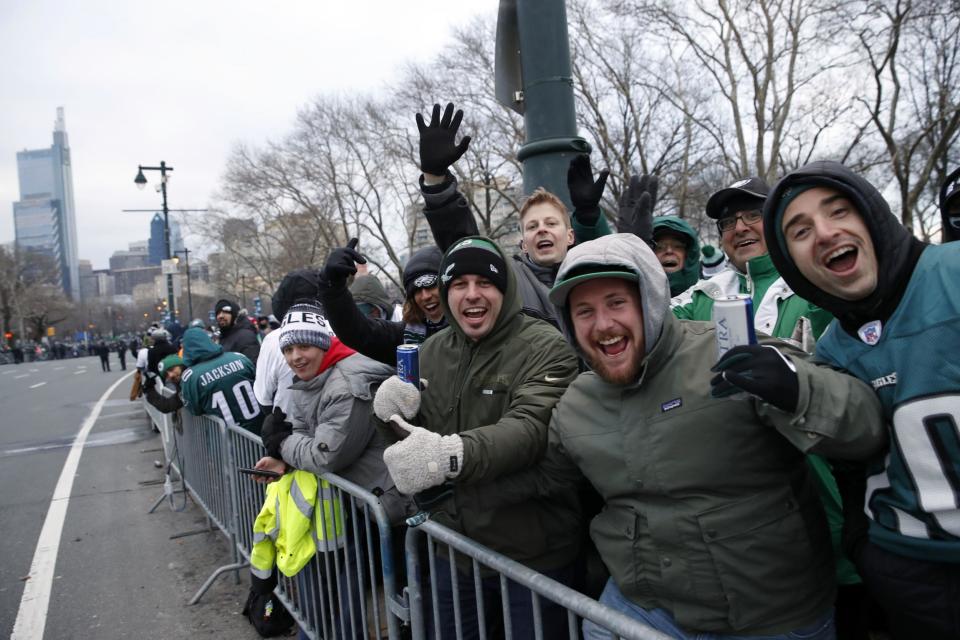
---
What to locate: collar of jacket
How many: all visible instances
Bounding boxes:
[622,313,684,389]
[517,253,560,288]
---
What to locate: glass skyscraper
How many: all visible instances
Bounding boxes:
[13,107,81,300]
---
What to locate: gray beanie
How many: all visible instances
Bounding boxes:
[278,302,333,352]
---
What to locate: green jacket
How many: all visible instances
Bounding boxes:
[502,315,886,634]
[670,252,856,584]
[414,237,581,571]
[180,327,264,434]
[671,252,832,340]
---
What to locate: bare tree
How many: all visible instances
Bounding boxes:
[853,0,960,236]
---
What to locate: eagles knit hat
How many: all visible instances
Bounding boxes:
[439,237,508,294]
[705,176,770,219]
[278,302,333,352]
[158,354,184,376]
[402,245,443,298]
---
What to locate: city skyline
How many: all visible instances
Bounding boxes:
[0,1,497,271]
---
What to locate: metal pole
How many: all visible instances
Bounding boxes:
[159,161,176,320]
[513,0,590,208]
[176,249,194,320]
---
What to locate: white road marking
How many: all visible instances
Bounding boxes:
[1,370,13,375]
[29,382,47,389]
[11,371,133,640]
[15,374,29,379]
[30,368,39,372]
[73,371,84,376]
[53,367,64,371]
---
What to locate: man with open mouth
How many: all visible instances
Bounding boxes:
[480,232,885,639]
[372,235,580,639]
[416,102,612,329]
[764,160,960,640]
[651,215,701,297]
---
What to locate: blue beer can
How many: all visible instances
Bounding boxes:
[712,294,757,358]
[396,344,420,388]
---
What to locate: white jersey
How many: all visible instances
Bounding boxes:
[253,328,296,416]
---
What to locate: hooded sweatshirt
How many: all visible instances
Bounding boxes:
[765,161,960,564]
[652,215,701,297]
[509,233,885,634]
[180,327,264,434]
[349,275,394,319]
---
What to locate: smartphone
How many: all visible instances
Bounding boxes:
[237,467,282,478]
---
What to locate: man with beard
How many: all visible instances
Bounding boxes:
[763,160,960,640]
[214,298,260,363]
[483,233,887,639]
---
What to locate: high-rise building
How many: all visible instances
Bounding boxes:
[12,107,81,300]
[148,213,184,265]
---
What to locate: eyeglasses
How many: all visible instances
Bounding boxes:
[716,210,762,234]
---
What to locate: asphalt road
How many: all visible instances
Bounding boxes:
[0,355,260,639]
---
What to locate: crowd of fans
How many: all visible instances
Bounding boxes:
[136,102,960,640]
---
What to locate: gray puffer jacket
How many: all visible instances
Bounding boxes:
[279,349,413,525]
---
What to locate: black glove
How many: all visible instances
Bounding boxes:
[567,155,609,226]
[617,173,658,246]
[415,102,471,176]
[322,238,366,290]
[710,344,799,413]
[261,406,293,459]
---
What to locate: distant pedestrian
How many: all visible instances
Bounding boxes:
[97,341,111,372]
[116,341,127,370]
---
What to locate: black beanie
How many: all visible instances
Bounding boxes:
[439,237,508,295]
[271,269,322,319]
[403,246,443,297]
[215,299,237,317]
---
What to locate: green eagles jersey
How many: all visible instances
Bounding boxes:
[816,243,960,563]
[180,327,264,434]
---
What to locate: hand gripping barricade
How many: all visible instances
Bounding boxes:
[144,403,667,640]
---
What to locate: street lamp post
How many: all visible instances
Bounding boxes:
[175,248,194,320]
[134,161,176,321]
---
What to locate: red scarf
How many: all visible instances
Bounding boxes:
[315,338,355,376]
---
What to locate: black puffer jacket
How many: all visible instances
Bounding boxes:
[220,312,261,364]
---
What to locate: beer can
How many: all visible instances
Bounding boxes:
[396,344,420,388]
[712,294,757,358]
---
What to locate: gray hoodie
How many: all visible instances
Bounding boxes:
[549,233,669,357]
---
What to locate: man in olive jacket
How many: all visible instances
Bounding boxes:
[498,233,887,639]
[373,236,580,639]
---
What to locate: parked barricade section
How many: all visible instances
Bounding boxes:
[225,422,406,640]
[405,521,670,640]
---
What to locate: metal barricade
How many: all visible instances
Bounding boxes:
[225,422,407,640]
[140,401,668,640]
[405,521,671,640]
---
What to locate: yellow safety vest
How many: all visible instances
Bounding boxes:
[250,471,345,579]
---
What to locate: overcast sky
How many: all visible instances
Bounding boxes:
[0,0,498,269]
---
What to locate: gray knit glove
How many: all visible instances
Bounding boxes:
[374,375,424,421]
[382,416,463,495]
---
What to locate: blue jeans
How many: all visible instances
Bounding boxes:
[582,578,835,640]
[427,558,576,640]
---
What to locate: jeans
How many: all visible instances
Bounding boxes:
[582,578,835,640]
[427,557,576,640]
